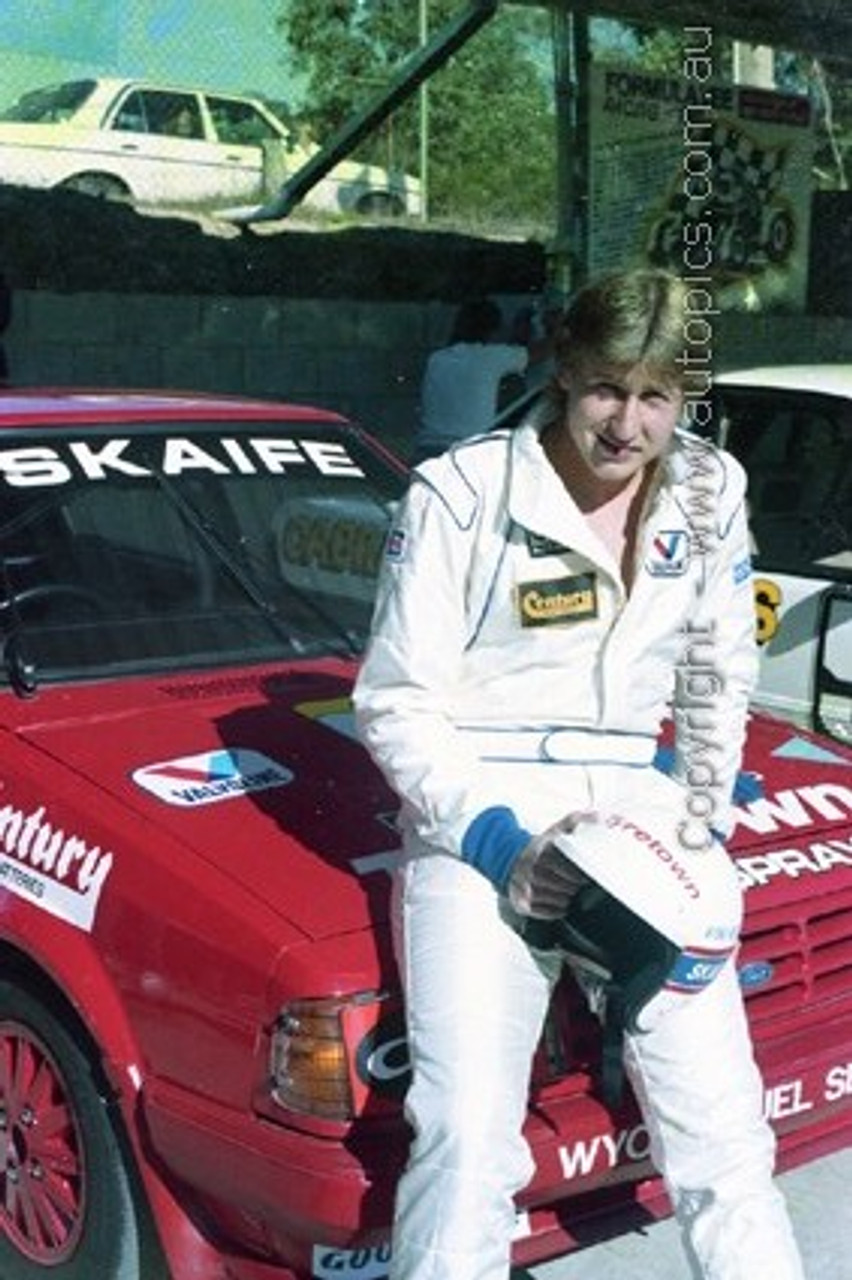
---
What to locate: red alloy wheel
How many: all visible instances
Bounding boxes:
[0,1020,85,1264]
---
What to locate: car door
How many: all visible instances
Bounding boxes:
[203,94,283,203]
[106,87,236,205]
[717,384,852,745]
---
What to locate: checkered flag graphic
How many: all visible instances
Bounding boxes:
[713,123,788,198]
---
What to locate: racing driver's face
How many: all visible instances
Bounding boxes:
[555,362,682,501]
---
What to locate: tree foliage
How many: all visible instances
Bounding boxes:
[278,2,852,235]
[278,1,556,230]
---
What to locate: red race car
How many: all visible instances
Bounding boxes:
[0,389,850,1280]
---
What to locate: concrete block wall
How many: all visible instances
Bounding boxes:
[5,289,852,463]
[7,293,350,451]
[4,290,525,460]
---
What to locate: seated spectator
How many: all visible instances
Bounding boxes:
[162,103,201,138]
[413,296,549,464]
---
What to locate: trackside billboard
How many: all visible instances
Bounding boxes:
[588,60,814,310]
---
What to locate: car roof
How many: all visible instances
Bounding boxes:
[0,388,349,429]
[715,364,852,397]
[84,77,265,104]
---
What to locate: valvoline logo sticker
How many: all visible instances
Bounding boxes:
[132,749,293,807]
[772,736,852,768]
[646,528,690,577]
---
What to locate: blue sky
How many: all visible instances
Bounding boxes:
[0,0,294,106]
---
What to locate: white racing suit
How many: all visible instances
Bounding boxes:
[353,420,804,1280]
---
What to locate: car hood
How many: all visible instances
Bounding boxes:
[9,671,852,937]
[10,662,399,942]
[716,713,852,906]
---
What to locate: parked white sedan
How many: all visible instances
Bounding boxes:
[0,77,421,217]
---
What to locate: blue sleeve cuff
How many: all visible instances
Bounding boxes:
[461,805,531,892]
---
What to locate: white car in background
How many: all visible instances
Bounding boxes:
[0,77,421,217]
[714,365,852,744]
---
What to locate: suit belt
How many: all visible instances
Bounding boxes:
[456,726,657,766]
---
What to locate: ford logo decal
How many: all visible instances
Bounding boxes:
[738,960,774,990]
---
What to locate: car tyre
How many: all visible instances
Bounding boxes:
[765,208,795,263]
[59,173,132,202]
[0,981,166,1280]
[354,190,404,218]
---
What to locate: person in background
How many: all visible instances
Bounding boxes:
[354,268,805,1280]
[413,295,549,463]
[0,271,12,386]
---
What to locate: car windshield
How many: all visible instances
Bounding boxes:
[0,80,96,124]
[0,417,404,688]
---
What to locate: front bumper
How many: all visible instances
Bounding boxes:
[142,1008,852,1280]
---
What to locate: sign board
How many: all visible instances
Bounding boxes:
[588,62,815,310]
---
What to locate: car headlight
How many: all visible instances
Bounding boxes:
[271,998,352,1119]
[270,992,407,1122]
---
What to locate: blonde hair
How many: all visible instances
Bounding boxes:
[555,269,688,385]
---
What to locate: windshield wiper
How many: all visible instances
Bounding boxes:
[0,554,39,696]
[3,631,38,697]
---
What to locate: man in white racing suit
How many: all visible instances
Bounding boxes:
[353,269,804,1280]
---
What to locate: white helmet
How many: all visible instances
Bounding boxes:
[524,808,742,1105]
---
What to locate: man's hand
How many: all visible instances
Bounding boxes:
[507,813,590,918]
